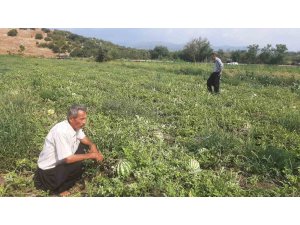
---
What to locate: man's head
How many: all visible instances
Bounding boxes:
[211,52,217,60]
[67,104,87,131]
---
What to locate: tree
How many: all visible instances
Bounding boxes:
[41,28,51,33]
[95,46,109,62]
[217,49,231,63]
[7,29,18,36]
[230,50,246,63]
[18,45,25,54]
[70,48,84,57]
[257,44,288,65]
[246,44,259,64]
[170,51,181,61]
[35,33,43,40]
[258,44,273,64]
[44,37,52,41]
[181,37,213,62]
[217,49,225,59]
[288,51,300,65]
[272,44,288,64]
[150,46,169,59]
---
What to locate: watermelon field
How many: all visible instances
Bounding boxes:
[0,55,300,196]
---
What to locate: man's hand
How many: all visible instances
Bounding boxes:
[89,144,99,153]
[90,151,104,162]
[88,144,104,162]
[80,136,104,161]
[64,152,103,164]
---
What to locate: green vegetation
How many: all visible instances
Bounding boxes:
[44,37,51,42]
[150,46,170,59]
[18,45,25,54]
[7,29,18,36]
[41,28,51,33]
[228,44,289,65]
[0,55,299,196]
[95,47,109,62]
[37,29,150,59]
[15,28,296,65]
[35,33,43,40]
[181,37,213,62]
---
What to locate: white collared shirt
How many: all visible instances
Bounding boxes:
[38,120,86,170]
[213,57,224,73]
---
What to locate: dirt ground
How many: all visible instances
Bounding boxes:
[0,28,56,58]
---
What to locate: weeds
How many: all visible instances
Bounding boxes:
[0,55,299,196]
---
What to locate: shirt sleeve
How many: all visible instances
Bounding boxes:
[77,129,86,140]
[53,130,73,160]
[218,58,224,69]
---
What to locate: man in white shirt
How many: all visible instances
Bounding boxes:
[34,104,103,196]
[207,52,224,93]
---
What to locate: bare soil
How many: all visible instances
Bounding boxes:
[0,28,56,58]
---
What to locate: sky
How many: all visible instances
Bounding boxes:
[62,28,300,51]
[2,1,300,51]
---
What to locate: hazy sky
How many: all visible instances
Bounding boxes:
[2,1,299,51]
[63,28,300,51]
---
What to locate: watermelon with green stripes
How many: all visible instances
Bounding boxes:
[116,160,132,177]
[188,159,200,171]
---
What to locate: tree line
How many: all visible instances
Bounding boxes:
[23,29,300,65]
[148,39,300,65]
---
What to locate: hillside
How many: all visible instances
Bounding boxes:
[0,28,56,58]
[0,28,150,60]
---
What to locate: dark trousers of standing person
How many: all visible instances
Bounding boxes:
[34,143,88,194]
[207,72,221,93]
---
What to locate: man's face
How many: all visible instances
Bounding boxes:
[69,110,87,131]
[211,55,216,61]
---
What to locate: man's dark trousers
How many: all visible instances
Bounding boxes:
[207,72,221,93]
[34,144,88,194]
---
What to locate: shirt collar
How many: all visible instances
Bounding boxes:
[64,120,77,137]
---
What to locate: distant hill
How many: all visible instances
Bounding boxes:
[0,28,56,58]
[124,41,247,52]
[0,28,150,59]
[125,41,184,51]
[212,45,247,51]
[0,28,248,60]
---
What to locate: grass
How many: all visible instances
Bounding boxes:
[0,55,299,196]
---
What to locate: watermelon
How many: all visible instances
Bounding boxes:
[153,130,164,141]
[188,159,200,171]
[47,109,55,115]
[116,160,131,177]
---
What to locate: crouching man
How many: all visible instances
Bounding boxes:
[34,104,103,196]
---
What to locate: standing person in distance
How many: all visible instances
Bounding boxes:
[34,104,104,196]
[207,52,224,94]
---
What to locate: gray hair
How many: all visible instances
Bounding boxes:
[67,104,87,120]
